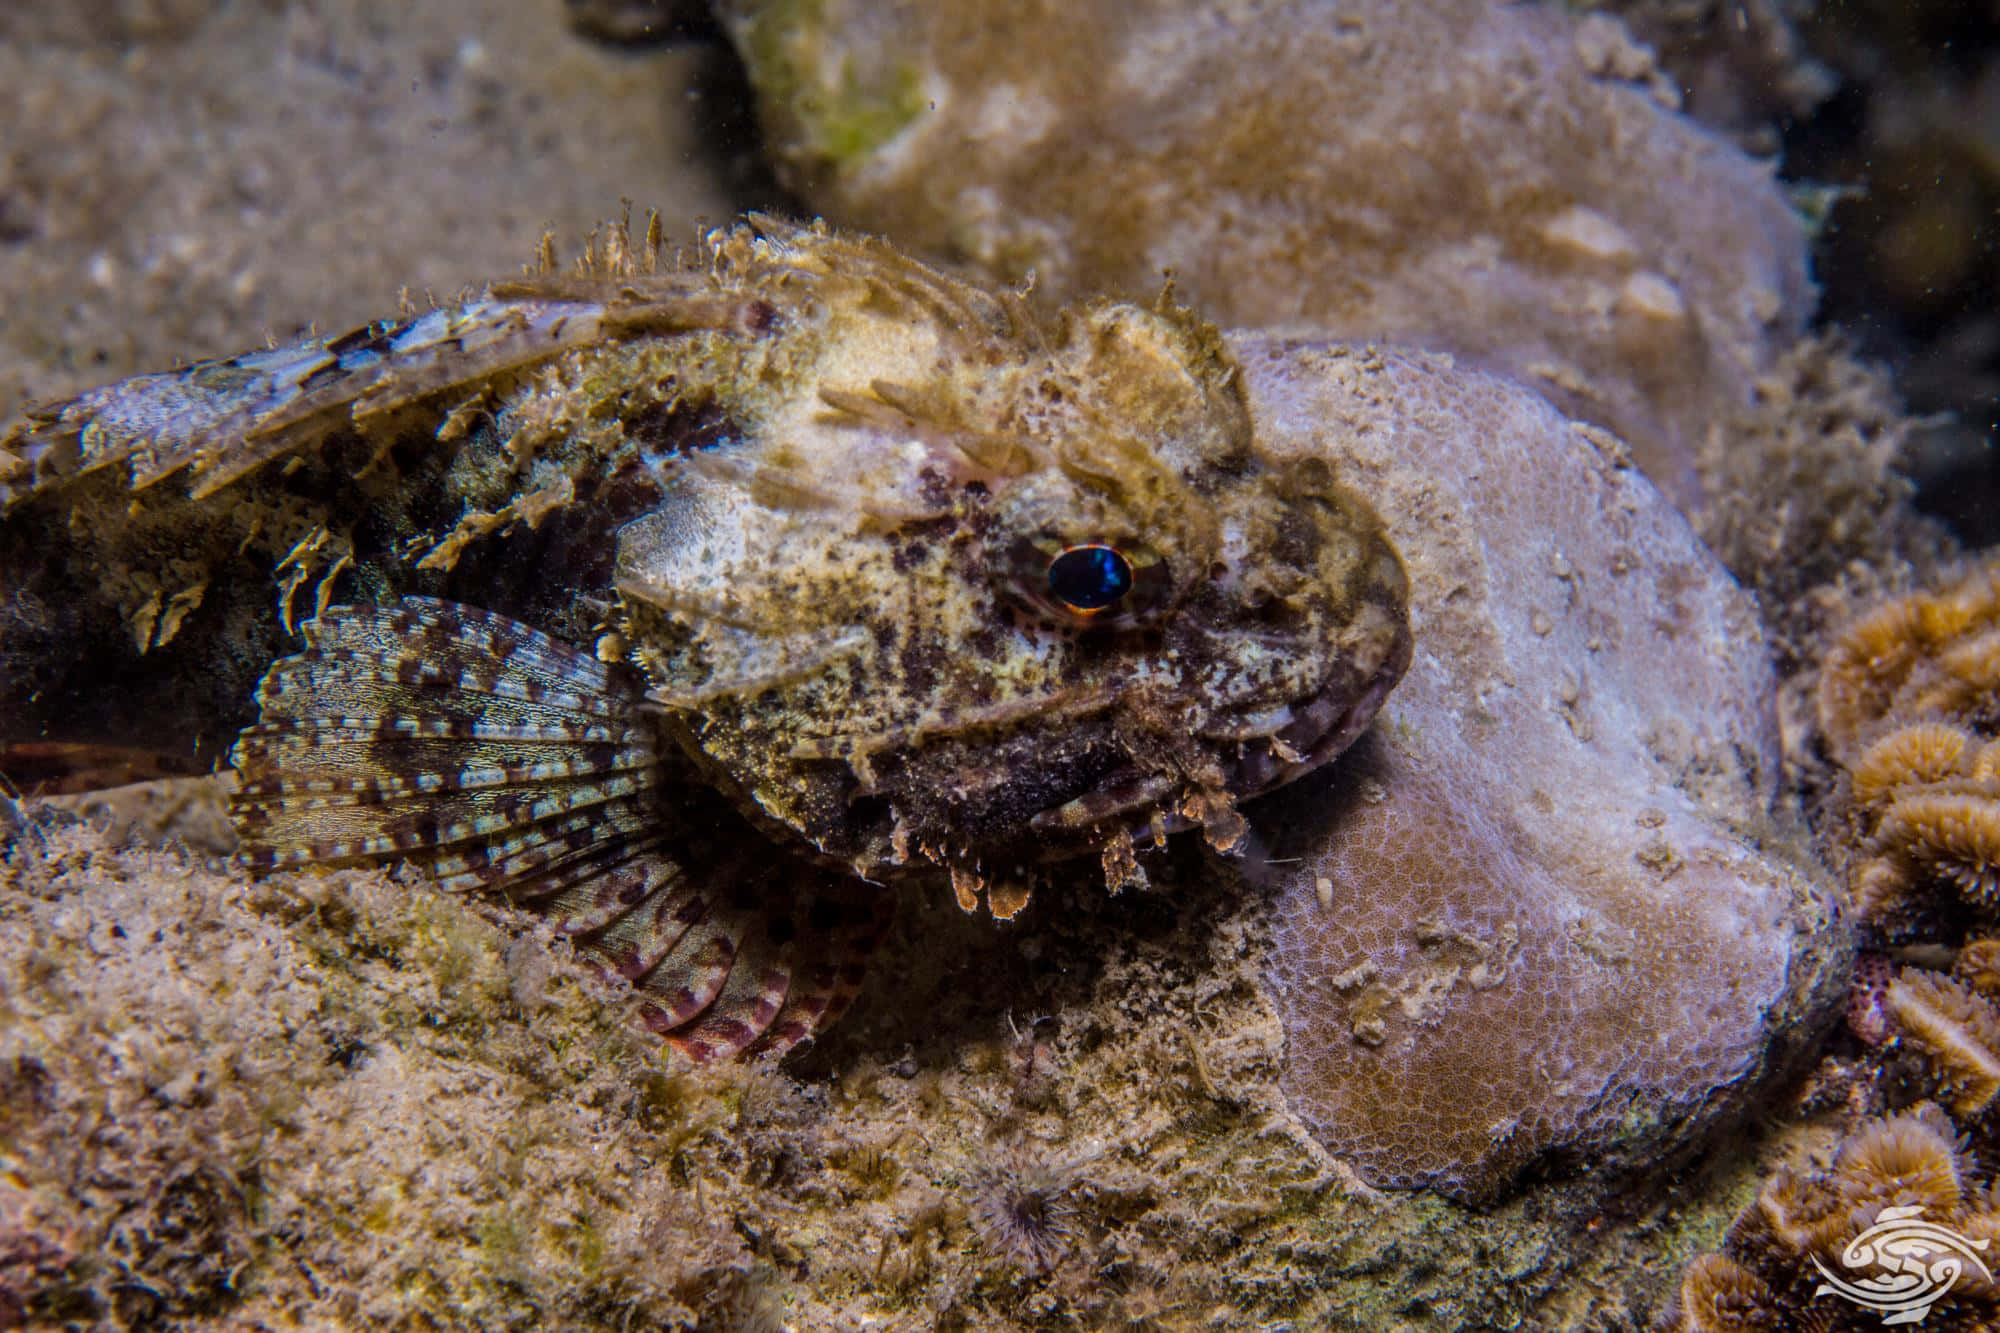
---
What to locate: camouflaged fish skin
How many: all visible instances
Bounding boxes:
[0,218,1410,1055]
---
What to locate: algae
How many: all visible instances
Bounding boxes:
[0,812,1780,1328]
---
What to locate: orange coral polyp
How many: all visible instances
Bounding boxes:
[1833,1105,1965,1202]
[1820,565,2000,759]
[1821,600,1936,753]
[1885,972,2000,1117]
[1958,938,2000,996]
[1669,1254,1777,1333]
[1670,1106,1991,1330]
[1851,721,1976,810]
[1753,1165,1860,1257]
[1909,625,2000,720]
[1879,790,2000,908]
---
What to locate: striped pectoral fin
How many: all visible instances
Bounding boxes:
[652,865,892,1064]
[229,597,665,876]
[651,900,785,1062]
[226,595,880,1059]
[0,268,730,511]
[742,884,891,1057]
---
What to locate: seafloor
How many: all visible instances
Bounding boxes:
[0,1,741,423]
[0,3,1989,1331]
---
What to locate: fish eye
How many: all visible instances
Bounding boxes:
[997,530,1175,630]
[1047,544,1133,615]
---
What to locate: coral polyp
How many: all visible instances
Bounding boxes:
[1667,1103,2000,1330]
[1821,565,2000,933]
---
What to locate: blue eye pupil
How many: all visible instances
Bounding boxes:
[1047,545,1133,612]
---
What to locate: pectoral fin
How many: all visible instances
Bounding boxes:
[229,596,882,1059]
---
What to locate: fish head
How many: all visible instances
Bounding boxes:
[616,253,1410,909]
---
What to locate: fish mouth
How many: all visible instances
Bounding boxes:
[1216,649,1409,803]
[1026,618,1414,847]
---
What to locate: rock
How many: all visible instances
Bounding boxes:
[713,0,1814,509]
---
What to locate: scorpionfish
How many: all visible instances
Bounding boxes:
[0,218,1410,1061]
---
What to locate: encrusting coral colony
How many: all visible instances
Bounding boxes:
[0,0,1993,1329]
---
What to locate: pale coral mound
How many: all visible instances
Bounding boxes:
[715,0,1812,510]
[1240,339,1844,1200]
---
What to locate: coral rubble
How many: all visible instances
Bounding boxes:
[2,814,1769,1329]
[0,821,765,1328]
[712,0,1813,510]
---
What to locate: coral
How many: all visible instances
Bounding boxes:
[1830,1103,1972,1212]
[2,814,1771,1329]
[1959,939,2000,996]
[1749,1158,1857,1260]
[1818,564,2000,935]
[1693,570,2000,1323]
[1886,972,2000,1117]
[1851,723,1978,807]
[1878,794,2000,907]
[1579,0,1834,149]
[1237,342,1843,1200]
[1666,1105,2000,1331]
[1819,567,2000,759]
[712,0,1812,511]
[1865,944,2000,1125]
[1665,1253,1780,1333]
[1668,938,2000,1330]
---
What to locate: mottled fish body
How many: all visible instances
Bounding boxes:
[0,218,1410,1059]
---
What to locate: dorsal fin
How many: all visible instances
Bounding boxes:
[0,274,732,512]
